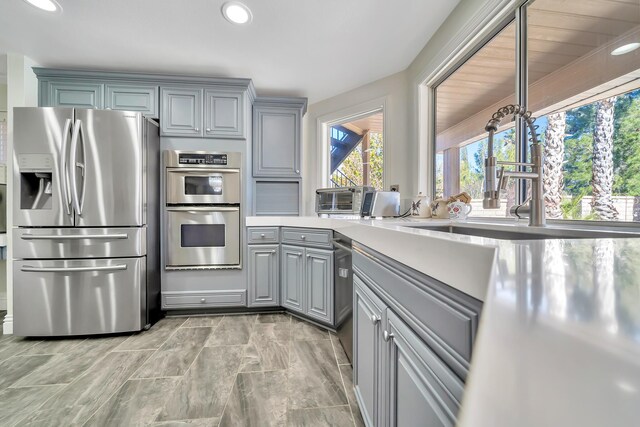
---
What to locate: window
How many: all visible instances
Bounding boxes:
[432,0,640,223]
[330,111,384,190]
[435,21,516,217]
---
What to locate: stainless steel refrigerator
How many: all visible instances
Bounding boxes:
[12,107,161,336]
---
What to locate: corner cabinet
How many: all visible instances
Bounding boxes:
[248,244,279,307]
[252,97,307,178]
[352,243,482,427]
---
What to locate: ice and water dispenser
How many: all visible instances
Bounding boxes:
[18,154,54,211]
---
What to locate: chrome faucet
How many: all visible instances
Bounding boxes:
[482,104,545,227]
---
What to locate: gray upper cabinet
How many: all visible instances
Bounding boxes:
[384,310,464,427]
[160,87,203,137]
[204,89,245,139]
[305,247,333,324]
[281,244,305,313]
[248,244,279,307]
[353,275,386,427]
[253,98,307,178]
[105,84,159,118]
[45,81,104,109]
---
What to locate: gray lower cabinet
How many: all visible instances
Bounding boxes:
[248,244,279,307]
[353,276,385,427]
[105,84,159,118]
[280,244,334,324]
[160,87,203,137]
[281,244,305,313]
[305,247,334,324]
[45,80,104,109]
[384,310,463,427]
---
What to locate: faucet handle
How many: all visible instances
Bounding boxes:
[498,167,509,192]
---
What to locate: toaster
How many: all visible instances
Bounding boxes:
[361,191,400,217]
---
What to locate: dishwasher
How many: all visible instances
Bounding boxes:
[333,232,354,364]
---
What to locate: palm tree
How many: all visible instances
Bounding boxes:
[591,97,618,220]
[543,112,566,219]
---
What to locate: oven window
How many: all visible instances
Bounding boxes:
[181,224,225,247]
[185,176,223,195]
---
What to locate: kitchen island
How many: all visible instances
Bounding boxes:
[247,216,640,427]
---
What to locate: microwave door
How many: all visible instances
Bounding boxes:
[13,107,75,227]
[73,109,144,228]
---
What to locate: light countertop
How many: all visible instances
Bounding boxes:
[246,215,640,426]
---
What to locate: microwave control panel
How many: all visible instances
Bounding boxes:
[178,153,228,166]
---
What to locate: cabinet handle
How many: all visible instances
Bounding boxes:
[370,315,381,325]
[301,235,306,240]
[260,233,265,238]
[306,254,311,258]
[270,250,276,254]
[295,169,300,174]
[383,331,394,342]
[195,128,200,132]
[206,128,211,132]
[200,298,206,303]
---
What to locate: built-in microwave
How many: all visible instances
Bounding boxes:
[315,186,374,215]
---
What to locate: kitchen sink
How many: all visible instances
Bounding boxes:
[403,224,640,240]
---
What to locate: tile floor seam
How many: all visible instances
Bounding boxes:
[216,316,253,427]
[78,350,158,427]
[285,314,294,423]
[330,332,357,427]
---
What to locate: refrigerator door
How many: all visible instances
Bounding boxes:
[72,109,145,227]
[13,107,74,227]
[14,257,146,336]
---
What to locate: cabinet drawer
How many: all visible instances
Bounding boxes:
[162,290,246,309]
[281,227,332,248]
[247,227,280,244]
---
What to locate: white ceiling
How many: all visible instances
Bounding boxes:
[0,0,458,103]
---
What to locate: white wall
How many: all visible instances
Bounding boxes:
[301,0,514,212]
[3,54,38,333]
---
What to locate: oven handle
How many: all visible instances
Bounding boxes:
[167,168,239,174]
[166,206,240,213]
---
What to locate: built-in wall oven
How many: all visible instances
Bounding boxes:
[164,151,241,270]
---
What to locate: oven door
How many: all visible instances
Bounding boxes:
[316,189,357,214]
[166,206,240,269]
[166,168,240,205]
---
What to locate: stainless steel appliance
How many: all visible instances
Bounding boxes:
[361,190,401,217]
[12,107,161,337]
[164,151,241,270]
[334,233,354,364]
[315,186,373,216]
[0,183,6,233]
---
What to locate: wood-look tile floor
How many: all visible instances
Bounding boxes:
[0,313,365,427]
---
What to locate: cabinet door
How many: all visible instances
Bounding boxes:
[160,87,203,137]
[248,244,279,307]
[204,89,245,139]
[47,81,103,109]
[384,310,464,427]
[353,275,386,427]
[105,84,159,118]
[305,247,333,324]
[281,244,305,313]
[253,107,301,177]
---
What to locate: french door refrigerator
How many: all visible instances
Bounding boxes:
[12,107,161,336]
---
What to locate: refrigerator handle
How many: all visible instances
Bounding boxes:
[21,264,128,273]
[69,119,86,216]
[60,118,72,216]
[78,119,87,214]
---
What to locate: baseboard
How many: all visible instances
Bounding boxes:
[2,314,13,335]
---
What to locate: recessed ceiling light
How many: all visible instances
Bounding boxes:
[611,42,640,56]
[222,2,252,25]
[22,0,61,12]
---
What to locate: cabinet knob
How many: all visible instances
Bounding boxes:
[200,298,206,303]
[301,235,306,240]
[306,254,311,258]
[383,330,395,342]
[195,127,200,132]
[270,250,276,254]
[370,315,381,325]
[260,233,265,238]
[295,169,300,174]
